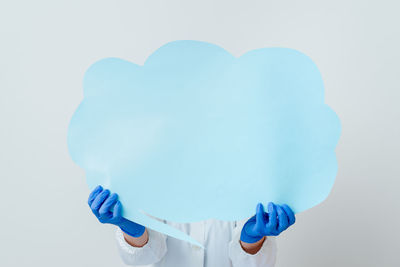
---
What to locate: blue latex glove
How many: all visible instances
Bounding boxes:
[88,185,146,237]
[240,202,296,243]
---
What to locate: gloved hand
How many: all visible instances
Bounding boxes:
[240,202,296,243]
[88,185,146,237]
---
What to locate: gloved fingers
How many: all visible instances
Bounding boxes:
[277,205,289,233]
[282,204,296,226]
[99,193,119,216]
[113,200,122,219]
[88,185,103,206]
[255,203,266,235]
[90,189,110,215]
[266,202,277,234]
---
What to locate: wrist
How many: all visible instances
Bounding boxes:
[123,229,149,247]
[240,236,266,255]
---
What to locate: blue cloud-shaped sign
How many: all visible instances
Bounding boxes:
[68,40,341,245]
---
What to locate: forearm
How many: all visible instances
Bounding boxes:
[123,228,149,247]
[240,236,266,254]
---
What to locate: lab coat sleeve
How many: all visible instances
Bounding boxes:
[228,221,277,267]
[116,228,167,266]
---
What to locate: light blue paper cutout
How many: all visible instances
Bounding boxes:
[68,40,341,246]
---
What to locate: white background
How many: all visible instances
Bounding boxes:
[1,0,399,266]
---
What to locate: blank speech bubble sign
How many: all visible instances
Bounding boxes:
[67,40,341,245]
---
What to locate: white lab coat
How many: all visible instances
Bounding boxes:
[116,219,277,267]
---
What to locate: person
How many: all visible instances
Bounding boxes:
[88,185,296,267]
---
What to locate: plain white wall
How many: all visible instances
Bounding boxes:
[1,0,399,266]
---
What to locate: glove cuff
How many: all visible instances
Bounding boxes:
[240,219,264,243]
[119,220,146,238]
